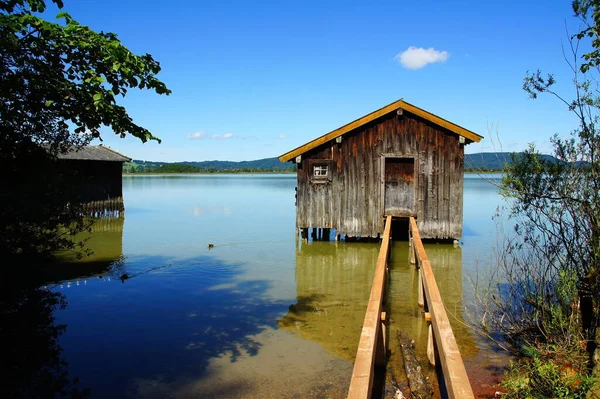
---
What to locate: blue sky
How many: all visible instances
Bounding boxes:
[51,0,585,161]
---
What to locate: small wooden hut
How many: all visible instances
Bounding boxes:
[56,145,131,217]
[279,99,483,240]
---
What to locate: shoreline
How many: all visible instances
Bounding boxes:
[123,171,297,175]
[122,171,502,176]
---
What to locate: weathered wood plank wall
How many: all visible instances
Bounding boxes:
[58,160,125,202]
[296,112,464,239]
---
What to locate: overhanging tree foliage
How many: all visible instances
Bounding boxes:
[0,0,170,262]
[0,0,170,148]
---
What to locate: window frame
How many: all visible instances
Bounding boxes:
[313,164,329,177]
[308,159,333,183]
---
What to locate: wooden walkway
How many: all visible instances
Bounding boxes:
[347,216,474,399]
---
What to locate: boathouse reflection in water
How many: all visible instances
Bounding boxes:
[279,236,479,395]
[279,241,379,361]
[51,217,125,283]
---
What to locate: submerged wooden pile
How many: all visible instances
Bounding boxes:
[81,197,124,218]
[397,331,432,399]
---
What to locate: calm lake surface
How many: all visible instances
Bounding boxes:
[39,174,507,398]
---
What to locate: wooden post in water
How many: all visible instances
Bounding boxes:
[427,324,436,366]
[375,312,387,368]
[418,268,425,308]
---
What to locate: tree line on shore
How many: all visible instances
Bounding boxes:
[124,153,568,174]
[123,159,296,174]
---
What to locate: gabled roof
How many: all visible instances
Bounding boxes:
[57,145,131,162]
[279,99,483,163]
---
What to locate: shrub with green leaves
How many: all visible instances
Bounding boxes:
[502,354,594,398]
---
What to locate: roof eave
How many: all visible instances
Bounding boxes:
[279,99,483,163]
[99,145,132,162]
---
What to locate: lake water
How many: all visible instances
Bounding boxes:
[26,174,507,398]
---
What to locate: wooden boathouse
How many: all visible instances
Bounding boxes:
[279,99,483,240]
[56,145,131,217]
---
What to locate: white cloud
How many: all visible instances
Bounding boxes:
[186,132,206,140]
[278,134,287,139]
[212,133,234,140]
[187,131,236,140]
[395,47,449,70]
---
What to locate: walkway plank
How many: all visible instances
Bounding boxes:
[347,215,392,399]
[409,217,474,399]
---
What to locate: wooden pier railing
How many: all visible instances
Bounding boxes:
[347,215,392,399]
[409,216,474,399]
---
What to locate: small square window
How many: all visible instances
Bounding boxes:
[309,160,332,183]
[313,165,328,177]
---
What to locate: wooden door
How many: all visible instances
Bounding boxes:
[384,158,415,216]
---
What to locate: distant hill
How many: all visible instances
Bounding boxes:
[465,152,559,171]
[180,157,291,170]
[124,157,295,173]
[124,152,561,174]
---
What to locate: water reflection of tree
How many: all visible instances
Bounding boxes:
[42,254,294,398]
[0,217,126,398]
[278,242,379,361]
[0,284,89,398]
[2,249,295,398]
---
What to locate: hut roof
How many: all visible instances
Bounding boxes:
[57,145,132,162]
[279,98,483,162]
